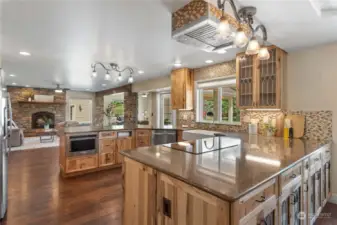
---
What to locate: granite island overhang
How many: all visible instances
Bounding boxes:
[120,133,332,225]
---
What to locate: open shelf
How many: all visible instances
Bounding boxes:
[18,101,66,105]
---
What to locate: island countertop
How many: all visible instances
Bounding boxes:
[59,126,134,134]
[120,132,330,201]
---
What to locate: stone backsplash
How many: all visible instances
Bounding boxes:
[8,86,66,136]
[177,110,332,141]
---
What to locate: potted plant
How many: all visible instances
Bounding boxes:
[263,123,277,137]
[42,116,53,129]
[104,105,113,126]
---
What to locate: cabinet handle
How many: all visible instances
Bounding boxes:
[304,182,309,192]
[290,174,296,179]
[305,162,309,169]
[314,158,320,162]
[163,197,171,218]
[326,150,330,153]
[255,196,266,203]
[290,193,298,205]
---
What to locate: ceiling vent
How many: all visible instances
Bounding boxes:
[172,0,242,52]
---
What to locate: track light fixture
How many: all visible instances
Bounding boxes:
[217,0,269,60]
[91,62,134,82]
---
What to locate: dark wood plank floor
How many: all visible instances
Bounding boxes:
[2,148,122,225]
[1,147,336,225]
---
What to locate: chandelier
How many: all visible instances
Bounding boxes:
[91,62,134,84]
[217,0,270,60]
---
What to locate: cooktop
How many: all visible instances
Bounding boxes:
[163,136,241,155]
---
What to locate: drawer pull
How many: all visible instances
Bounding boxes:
[255,196,265,203]
[290,174,296,179]
[314,158,320,162]
[303,182,309,192]
[326,150,330,153]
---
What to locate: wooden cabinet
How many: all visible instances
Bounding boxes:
[171,68,194,110]
[123,158,157,225]
[100,152,115,166]
[116,137,132,164]
[236,46,286,109]
[157,172,230,225]
[66,155,98,173]
[135,129,152,147]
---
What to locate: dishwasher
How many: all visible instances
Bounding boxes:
[152,129,177,145]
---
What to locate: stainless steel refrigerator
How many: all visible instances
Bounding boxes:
[0,68,12,219]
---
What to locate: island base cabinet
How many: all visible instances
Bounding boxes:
[116,137,132,164]
[157,172,230,225]
[123,158,157,225]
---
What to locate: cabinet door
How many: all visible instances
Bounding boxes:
[280,195,290,225]
[326,161,331,197]
[123,158,157,225]
[66,155,98,173]
[116,137,132,164]
[314,171,321,214]
[236,54,256,108]
[99,152,115,167]
[308,172,316,225]
[256,47,281,108]
[290,184,302,225]
[171,68,192,110]
[157,172,230,225]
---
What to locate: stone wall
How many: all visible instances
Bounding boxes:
[8,86,66,136]
[94,84,137,128]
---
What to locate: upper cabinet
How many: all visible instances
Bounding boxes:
[236,46,286,109]
[171,68,194,110]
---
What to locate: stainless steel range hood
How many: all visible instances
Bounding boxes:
[171,0,241,52]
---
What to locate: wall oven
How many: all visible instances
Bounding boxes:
[66,132,98,156]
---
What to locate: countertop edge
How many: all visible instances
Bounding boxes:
[120,141,332,202]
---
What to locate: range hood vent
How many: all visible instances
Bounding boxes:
[172,0,246,52]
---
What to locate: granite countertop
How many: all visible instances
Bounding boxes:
[60,126,134,134]
[120,133,330,202]
[135,125,193,131]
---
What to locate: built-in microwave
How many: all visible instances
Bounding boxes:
[66,132,98,156]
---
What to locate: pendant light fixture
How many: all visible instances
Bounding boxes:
[217,0,269,60]
[245,36,260,55]
[217,12,231,38]
[91,62,134,83]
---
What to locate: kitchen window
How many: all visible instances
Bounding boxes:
[196,76,240,125]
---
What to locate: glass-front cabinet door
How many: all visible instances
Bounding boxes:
[256,47,280,108]
[236,54,256,108]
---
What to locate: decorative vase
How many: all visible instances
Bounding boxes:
[44,124,50,130]
[28,97,32,102]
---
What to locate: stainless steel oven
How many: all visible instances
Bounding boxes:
[66,132,98,156]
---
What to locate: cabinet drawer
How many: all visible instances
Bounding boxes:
[66,155,98,173]
[136,130,151,136]
[100,139,116,153]
[99,131,117,139]
[136,136,150,147]
[280,163,302,189]
[237,179,277,219]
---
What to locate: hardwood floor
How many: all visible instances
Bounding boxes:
[1,147,336,225]
[2,148,122,225]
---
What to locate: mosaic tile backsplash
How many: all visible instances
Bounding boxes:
[177,110,332,141]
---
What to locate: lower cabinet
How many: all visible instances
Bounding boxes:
[123,158,157,225]
[99,152,115,166]
[116,137,132,164]
[157,172,230,225]
[279,176,302,225]
[66,155,98,173]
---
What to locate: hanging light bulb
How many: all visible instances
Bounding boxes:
[91,68,97,78]
[117,72,122,81]
[234,27,248,48]
[246,36,260,55]
[258,46,270,60]
[104,71,111,80]
[128,75,134,84]
[217,15,231,39]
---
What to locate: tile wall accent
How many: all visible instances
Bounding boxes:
[177,110,332,140]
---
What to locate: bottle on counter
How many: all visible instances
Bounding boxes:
[284,118,291,139]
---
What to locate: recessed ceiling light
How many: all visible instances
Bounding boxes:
[174,62,182,67]
[19,51,31,56]
[9,74,15,77]
[2,88,7,91]
[12,82,17,85]
[85,88,91,91]
[138,70,144,74]
[205,60,214,64]
[101,84,106,87]
[25,85,30,87]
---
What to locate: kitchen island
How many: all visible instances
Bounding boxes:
[120,133,332,225]
[58,126,134,177]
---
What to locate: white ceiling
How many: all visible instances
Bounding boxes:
[1,0,337,91]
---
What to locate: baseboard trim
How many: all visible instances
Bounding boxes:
[328,193,337,204]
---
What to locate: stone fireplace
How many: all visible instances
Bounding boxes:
[31,111,55,129]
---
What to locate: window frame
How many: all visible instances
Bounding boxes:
[196,76,241,125]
